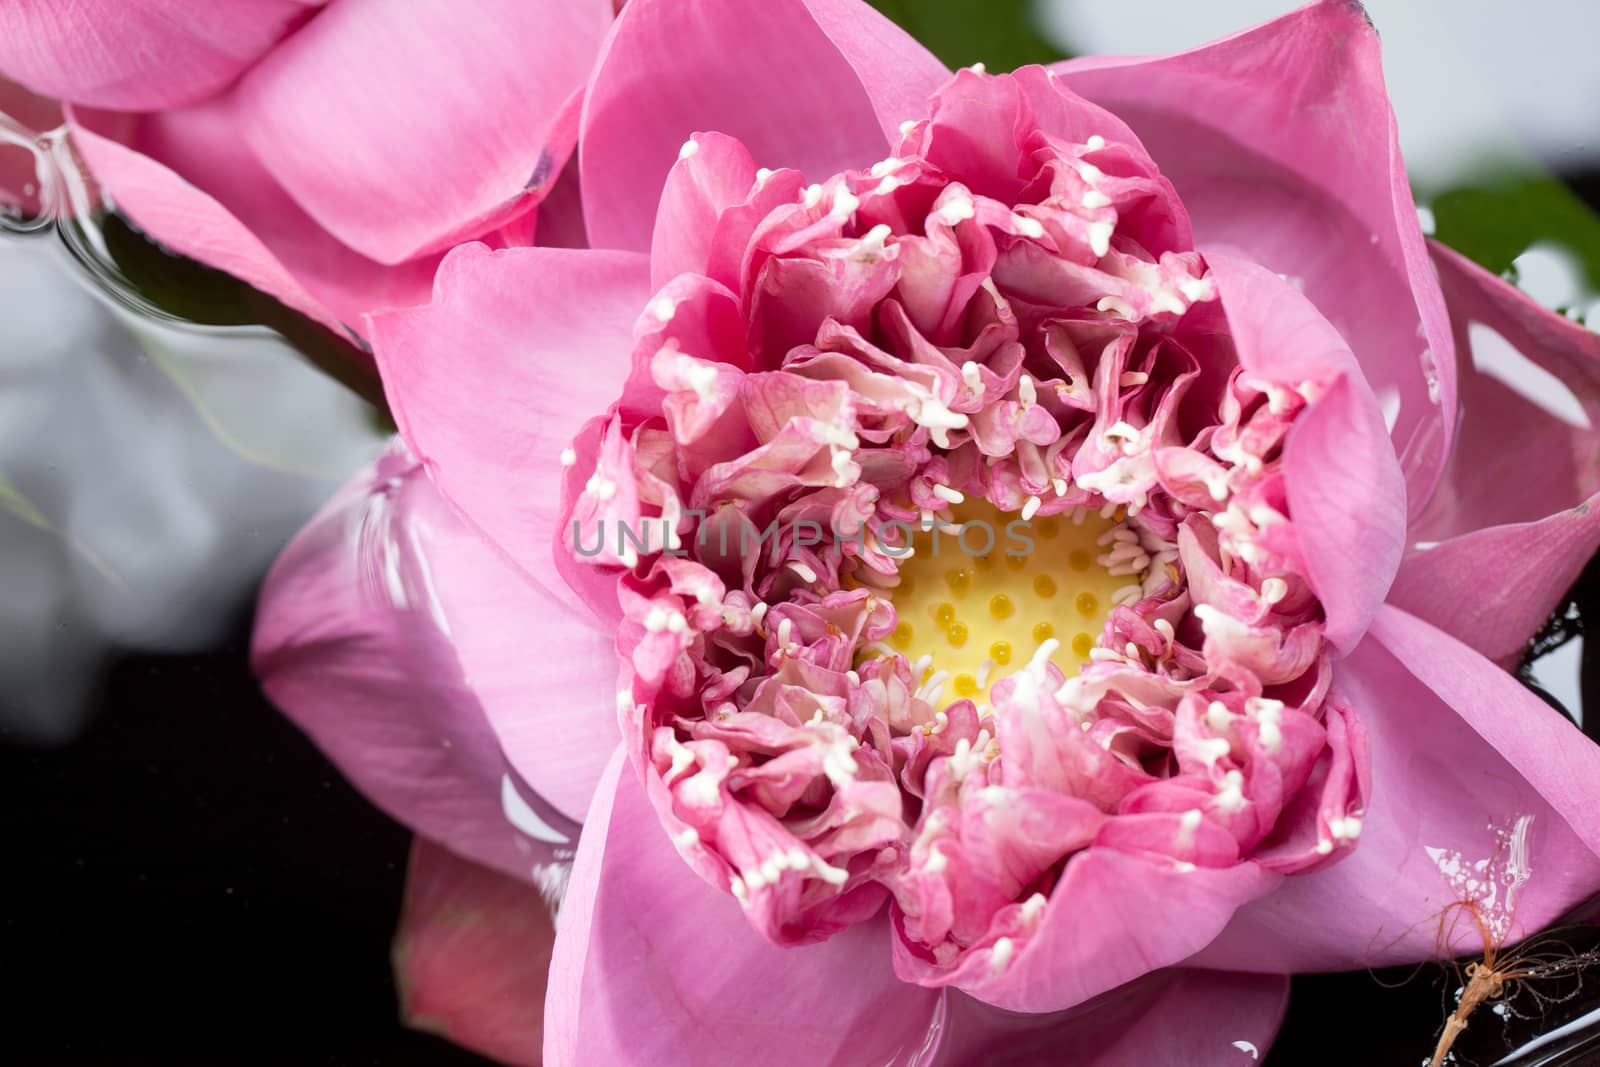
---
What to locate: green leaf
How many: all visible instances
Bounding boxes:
[868,0,1066,70]
[1430,170,1600,292]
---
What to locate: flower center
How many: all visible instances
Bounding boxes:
[877,499,1130,704]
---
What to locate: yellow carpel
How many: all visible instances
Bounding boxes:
[871,499,1124,698]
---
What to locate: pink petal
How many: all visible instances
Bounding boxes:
[252,443,574,883]
[1056,2,1454,518]
[546,751,946,1066]
[1208,251,1405,654]
[0,75,61,217]
[233,0,610,265]
[1391,242,1600,665]
[369,243,651,615]
[650,132,759,290]
[69,100,438,341]
[1389,502,1600,667]
[922,847,1278,1013]
[422,499,620,825]
[580,0,948,251]
[932,970,1286,1066]
[394,837,556,1067]
[1412,240,1600,539]
[0,0,319,110]
[1195,608,1600,972]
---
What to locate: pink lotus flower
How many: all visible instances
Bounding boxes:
[255,0,1600,1062]
[0,0,613,341]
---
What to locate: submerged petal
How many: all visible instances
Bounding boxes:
[394,838,556,1067]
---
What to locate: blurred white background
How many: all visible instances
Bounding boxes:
[1038,0,1599,190]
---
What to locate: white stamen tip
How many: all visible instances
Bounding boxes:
[1013,214,1045,239]
[559,447,577,467]
[678,138,700,160]
[1087,221,1114,258]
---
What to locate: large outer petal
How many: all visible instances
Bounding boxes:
[546,750,946,1067]
[0,0,319,111]
[1412,242,1600,538]
[1208,251,1405,654]
[930,971,1286,1067]
[1195,607,1600,972]
[393,838,556,1067]
[1056,1,1454,518]
[905,848,1279,1014]
[423,500,619,825]
[1391,503,1600,668]
[69,100,438,341]
[1393,242,1600,662]
[579,0,948,251]
[369,243,650,615]
[233,0,609,265]
[252,443,577,883]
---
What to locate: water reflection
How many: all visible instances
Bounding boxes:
[0,107,382,743]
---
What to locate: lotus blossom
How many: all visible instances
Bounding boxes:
[0,0,613,341]
[254,0,1600,1062]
